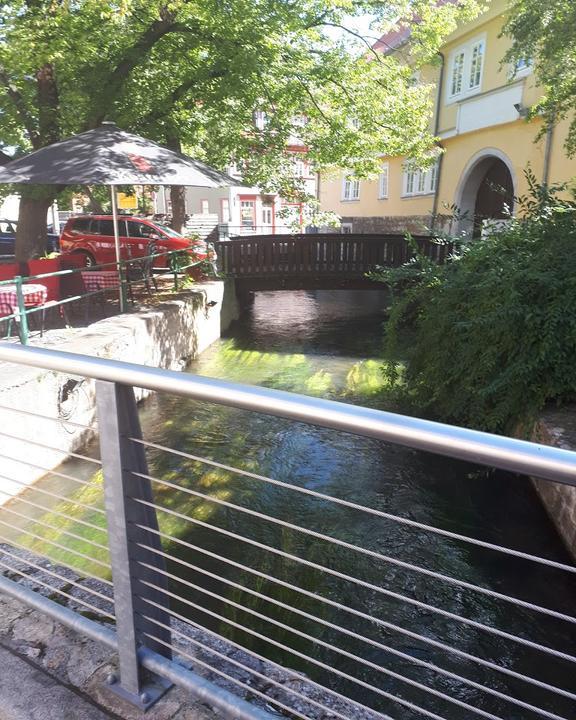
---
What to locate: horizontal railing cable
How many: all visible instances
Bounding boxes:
[134,521,576,666]
[0,488,108,536]
[0,557,115,621]
[138,592,398,720]
[138,565,575,718]
[0,504,110,552]
[133,493,576,627]
[137,614,356,720]
[136,554,575,716]
[0,472,106,515]
[0,519,110,570]
[0,403,96,432]
[139,589,510,720]
[0,429,101,465]
[0,533,112,587]
[133,438,576,574]
[0,545,114,608]
[0,452,102,490]
[141,626,396,720]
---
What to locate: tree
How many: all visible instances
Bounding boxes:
[0,0,480,259]
[503,0,576,154]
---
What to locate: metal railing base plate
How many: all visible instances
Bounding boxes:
[105,673,174,712]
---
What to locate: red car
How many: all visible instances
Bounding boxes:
[59,215,213,268]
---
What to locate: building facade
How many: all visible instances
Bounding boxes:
[320,0,576,237]
[154,144,317,238]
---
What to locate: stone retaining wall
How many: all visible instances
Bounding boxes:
[530,408,576,560]
[0,280,239,505]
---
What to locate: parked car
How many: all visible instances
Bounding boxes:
[0,218,60,257]
[59,215,214,268]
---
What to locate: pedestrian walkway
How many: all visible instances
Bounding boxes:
[0,644,114,720]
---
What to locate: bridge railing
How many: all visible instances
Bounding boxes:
[214,233,451,277]
[0,343,575,719]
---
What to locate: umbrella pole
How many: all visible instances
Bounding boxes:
[110,186,127,313]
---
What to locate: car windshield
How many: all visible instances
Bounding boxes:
[154,223,183,238]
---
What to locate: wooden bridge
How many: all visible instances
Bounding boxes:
[214,233,449,290]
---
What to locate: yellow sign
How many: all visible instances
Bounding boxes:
[117,192,138,210]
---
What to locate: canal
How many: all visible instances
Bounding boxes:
[4,289,576,719]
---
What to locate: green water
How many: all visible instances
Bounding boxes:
[3,289,576,719]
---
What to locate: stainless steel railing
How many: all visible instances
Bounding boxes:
[0,342,575,719]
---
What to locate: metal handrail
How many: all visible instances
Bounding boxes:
[0,342,574,485]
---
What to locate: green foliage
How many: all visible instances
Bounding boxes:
[503,0,576,154]
[373,172,576,433]
[0,0,481,180]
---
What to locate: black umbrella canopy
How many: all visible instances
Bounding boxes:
[0,122,236,187]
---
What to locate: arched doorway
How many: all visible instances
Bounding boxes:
[456,151,515,237]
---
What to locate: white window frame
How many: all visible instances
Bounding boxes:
[378,162,389,199]
[512,57,533,79]
[342,175,360,201]
[402,161,439,198]
[446,34,486,103]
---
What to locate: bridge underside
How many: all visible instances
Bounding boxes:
[233,276,383,293]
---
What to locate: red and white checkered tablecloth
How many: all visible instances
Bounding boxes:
[0,283,48,319]
[81,271,120,294]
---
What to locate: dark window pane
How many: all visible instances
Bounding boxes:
[98,219,114,236]
[71,218,93,233]
[128,221,154,238]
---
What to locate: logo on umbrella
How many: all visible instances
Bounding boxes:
[127,153,154,173]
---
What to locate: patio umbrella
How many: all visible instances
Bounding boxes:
[0,122,235,309]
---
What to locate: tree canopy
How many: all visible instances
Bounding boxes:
[0,0,480,256]
[504,0,576,155]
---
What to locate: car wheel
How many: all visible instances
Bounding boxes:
[75,251,96,268]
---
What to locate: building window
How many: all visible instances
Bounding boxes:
[342,175,360,201]
[220,198,230,223]
[513,57,533,76]
[293,158,306,177]
[200,199,209,214]
[469,41,484,89]
[447,36,486,101]
[450,51,465,96]
[378,163,389,199]
[254,111,267,130]
[240,199,256,227]
[262,203,273,225]
[402,162,439,197]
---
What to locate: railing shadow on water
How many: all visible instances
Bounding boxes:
[0,343,575,718]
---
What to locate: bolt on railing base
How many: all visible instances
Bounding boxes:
[105,671,174,711]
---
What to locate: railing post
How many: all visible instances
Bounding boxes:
[14,275,29,345]
[96,380,173,710]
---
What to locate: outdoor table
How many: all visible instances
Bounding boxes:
[80,270,120,294]
[0,282,48,343]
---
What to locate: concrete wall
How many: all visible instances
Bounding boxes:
[0,280,239,504]
[530,409,576,561]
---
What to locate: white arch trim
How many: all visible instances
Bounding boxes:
[454,147,516,235]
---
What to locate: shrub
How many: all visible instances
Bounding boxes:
[371,173,576,433]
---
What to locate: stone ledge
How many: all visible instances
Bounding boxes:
[531,407,576,560]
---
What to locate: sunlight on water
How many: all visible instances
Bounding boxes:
[3,289,576,718]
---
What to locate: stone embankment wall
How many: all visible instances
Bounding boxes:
[0,280,239,505]
[531,408,576,560]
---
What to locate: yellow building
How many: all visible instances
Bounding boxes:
[320,0,576,237]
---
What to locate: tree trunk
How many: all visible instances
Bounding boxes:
[166,135,187,234]
[84,186,104,213]
[170,185,187,233]
[15,188,55,261]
